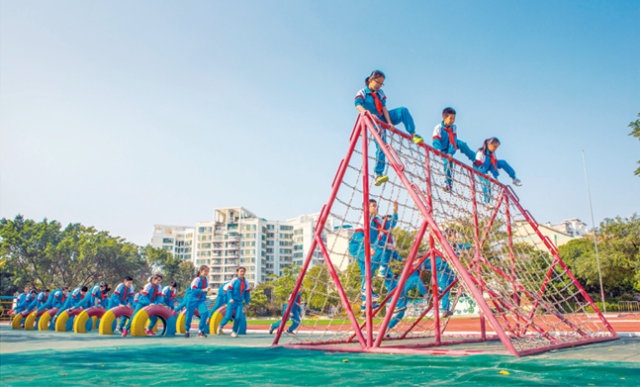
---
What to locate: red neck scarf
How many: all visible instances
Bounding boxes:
[443,126,457,151]
[368,91,384,116]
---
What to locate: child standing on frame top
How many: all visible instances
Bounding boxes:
[355,70,424,186]
[473,137,522,206]
[432,108,476,192]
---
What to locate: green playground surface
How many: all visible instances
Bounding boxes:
[1,325,638,386]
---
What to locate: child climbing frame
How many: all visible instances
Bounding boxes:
[271,112,618,357]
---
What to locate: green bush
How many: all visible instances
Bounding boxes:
[585,301,618,313]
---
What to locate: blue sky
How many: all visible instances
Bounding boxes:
[1,1,638,245]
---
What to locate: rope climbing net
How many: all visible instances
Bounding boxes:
[272,112,617,356]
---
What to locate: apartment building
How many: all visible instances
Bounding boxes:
[151,225,195,261]
[152,206,349,292]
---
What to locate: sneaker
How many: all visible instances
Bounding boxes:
[439,310,454,318]
[144,329,156,336]
[484,203,495,211]
[512,178,522,187]
[184,332,190,338]
[374,174,389,186]
[114,327,121,334]
[269,326,274,335]
[411,134,424,144]
[376,267,386,278]
[284,330,295,337]
[121,329,129,337]
[443,185,452,193]
[217,326,223,335]
[197,330,207,338]
[230,331,238,338]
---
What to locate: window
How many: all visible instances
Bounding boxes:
[280,225,293,231]
[280,248,292,254]
[265,240,274,246]
[267,233,274,238]
[279,233,293,239]
[162,238,174,244]
[267,224,275,230]
[163,246,173,251]
[279,241,293,246]
[198,243,211,249]
[266,248,274,253]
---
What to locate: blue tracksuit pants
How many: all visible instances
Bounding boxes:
[357,259,380,302]
[372,107,416,175]
[271,304,301,332]
[475,160,517,203]
[220,301,244,333]
[443,140,476,186]
[184,301,209,332]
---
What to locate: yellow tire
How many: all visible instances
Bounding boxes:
[130,309,150,337]
[24,311,38,330]
[176,313,186,334]
[209,311,224,334]
[38,311,54,331]
[73,311,97,333]
[11,313,24,329]
[55,311,70,332]
[99,310,117,335]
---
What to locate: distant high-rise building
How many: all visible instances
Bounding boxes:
[151,206,351,292]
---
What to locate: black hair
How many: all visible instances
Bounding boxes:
[369,199,377,203]
[81,286,88,292]
[62,287,69,291]
[170,281,177,288]
[44,289,50,292]
[151,274,163,281]
[365,70,386,87]
[30,290,36,294]
[442,107,457,118]
[236,267,246,273]
[105,286,111,293]
[478,137,501,155]
[124,276,133,281]
[99,281,107,287]
[197,265,209,275]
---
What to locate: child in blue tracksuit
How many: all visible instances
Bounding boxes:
[184,266,210,338]
[13,287,31,314]
[377,201,401,278]
[349,199,387,310]
[355,70,424,187]
[432,107,477,192]
[218,267,251,338]
[110,276,135,333]
[78,282,109,309]
[122,275,164,337]
[269,292,302,336]
[54,286,87,331]
[473,137,522,205]
[37,288,69,312]
[423,229,470,316]
[148,281,177,331]
[25,290,38,311]
[211,281,231,312]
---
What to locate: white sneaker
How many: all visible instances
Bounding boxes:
[512,178,522,187]
[376,268,386,278]
[230,331,237,338]
[284,330,295,337]
[217,326,223,335]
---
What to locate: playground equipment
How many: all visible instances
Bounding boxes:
[129,304,176,337]
[98,306,134,335]
[55,308,85,332]
[74,306,106,333]
[37,308,60,331]
[271,112,618,357]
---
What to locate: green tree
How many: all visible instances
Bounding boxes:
[629,113,640,176]
[559,214,640,298]
[269,264,300,310]
[1,215,150,291]
[303,265,339,311]
[247,284,269,316]
[141,245,195,295]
